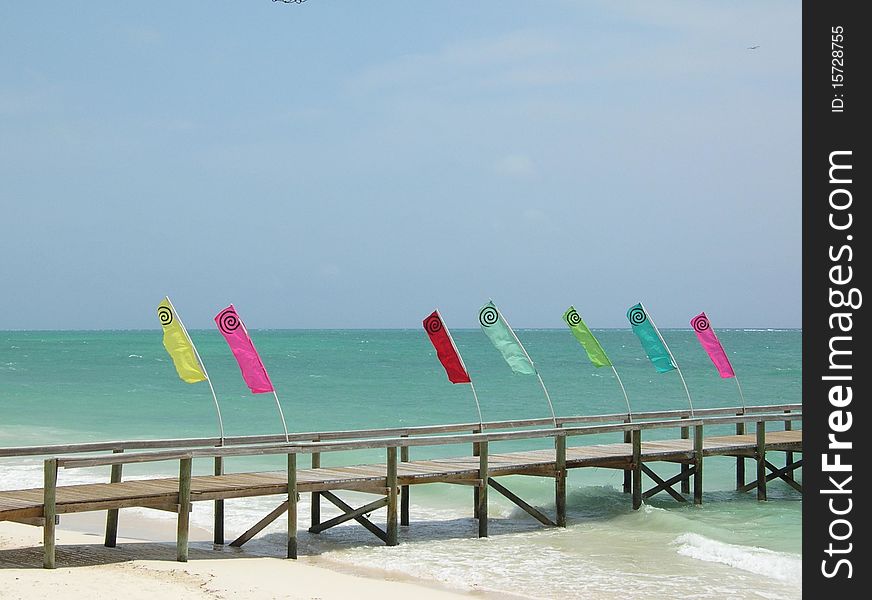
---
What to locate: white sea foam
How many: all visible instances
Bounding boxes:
[674,532,801,584]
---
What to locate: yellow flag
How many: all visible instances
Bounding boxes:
[158,298,207,383]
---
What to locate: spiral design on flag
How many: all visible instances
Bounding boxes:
[691,314,710,333]
[479,306,499,328]
[157,306,173,327]
[218,309,240,335]
[424,315,443,335]
[628,307,647,326]
[566,308,582,327]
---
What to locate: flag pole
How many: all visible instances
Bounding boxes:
[437,309,483,429]
[272,391,290,443]
[167,297,225,444]
[734,375,747,414]
[610,365,633,421]
[499,306,557,426]
[641,303,694,416]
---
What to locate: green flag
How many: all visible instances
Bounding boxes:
[479,301,536,375]
[627,303,675,373]
[563,307,612,368]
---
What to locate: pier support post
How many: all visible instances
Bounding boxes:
[310,450,321,530]
[756,421,767,501]
[784,411,794,473]
[478,441,488,537]
[43,458,57,569]
[400,436,410,526]
[693,425,703,505]
[736,421,745,490]
[556,434,567,527]
[387,447,398,546]
[631,430,642,510]
[177,457,192,563]
[622,422,631,494]
[288,453,298,558]
[213,456,224,545]
[680,418,690,494]
[104,448,123,548]
[472,429,480,519]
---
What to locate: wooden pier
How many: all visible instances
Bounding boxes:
[0,404,802,569]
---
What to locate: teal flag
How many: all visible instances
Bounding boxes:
[479,301,536,375]
[627,303,675,373]
[563,307,612,368]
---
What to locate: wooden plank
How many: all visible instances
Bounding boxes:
[43,459,57,569]
[229,501,289,547]
[478,441,488,538]
[288,453,297,559]
[632,430,642,510]
[386,447,398,546]
[104,449,123,548]
[319,491,388,543]
[177,458,192,562]
[488,479,555,527]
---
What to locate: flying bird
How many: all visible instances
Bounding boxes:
[747,45,760,50]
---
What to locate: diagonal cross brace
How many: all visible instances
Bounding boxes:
[488,478,556,527]
[739,459,803,494]
[641,464,691,502]
[316,491,389,543]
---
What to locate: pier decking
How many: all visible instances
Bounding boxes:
[0,405,802,569]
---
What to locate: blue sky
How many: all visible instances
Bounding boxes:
[0,1,800,329]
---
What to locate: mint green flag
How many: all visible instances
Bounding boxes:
[563,307,612,368]
[627,303,676,373]
[479,301,536,375]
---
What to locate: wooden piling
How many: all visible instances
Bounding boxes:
[288,453,298,558]
[693,425,703,505]
[386,447,398,546]
[736,421,745,490]
[310,451,320,529]
[631,430,642,510]
[43,458,57,569]
[756,421,767,501]
[400,437,410,526]
[478,441,488,537]
[104,448,123,548]
[556,435,566,527]
[213,456,224,545]
[680,418,690,494]
[622,421,631,493]
[784,411,793,472]
[177,458,192,562]
[472,429,480,519]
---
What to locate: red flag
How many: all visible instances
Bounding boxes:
[423,310,471,384]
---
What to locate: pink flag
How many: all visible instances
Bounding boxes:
[690,312,735,379]
[214,305,275,393]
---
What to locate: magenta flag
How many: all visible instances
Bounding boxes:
[690,312,735,379]
[214,305,275,394]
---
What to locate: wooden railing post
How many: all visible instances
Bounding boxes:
[622,419,631,493]
[43,458,57,569]
[310,447,321,530]
[288,453,298,558]
[680,416,690,494]
[756,421,767,501]
[556,434,567,527]
[472,428,481,519]
[478,440,488,537]
[736,420,745,490]
[693,425,703,505]
[386,447,398,546]
[784,409,794,470]
[213,456,224,545]
[400,435,410,526]
[632,429,642,510]
[177,457,192,562]
[104,448,123,547]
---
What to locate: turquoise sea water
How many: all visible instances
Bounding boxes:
[1,329,801,598]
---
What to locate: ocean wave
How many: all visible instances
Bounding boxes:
[673,532,801,584]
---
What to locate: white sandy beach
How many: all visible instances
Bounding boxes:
[0,518,513,600]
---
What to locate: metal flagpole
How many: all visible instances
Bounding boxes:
[167,297,225,444]
[734,375,747,413]
[272,391,290,443]
[641,303,694,416]
[499,306,557,426]
[437,309,483,429]
[610,365,633,421]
